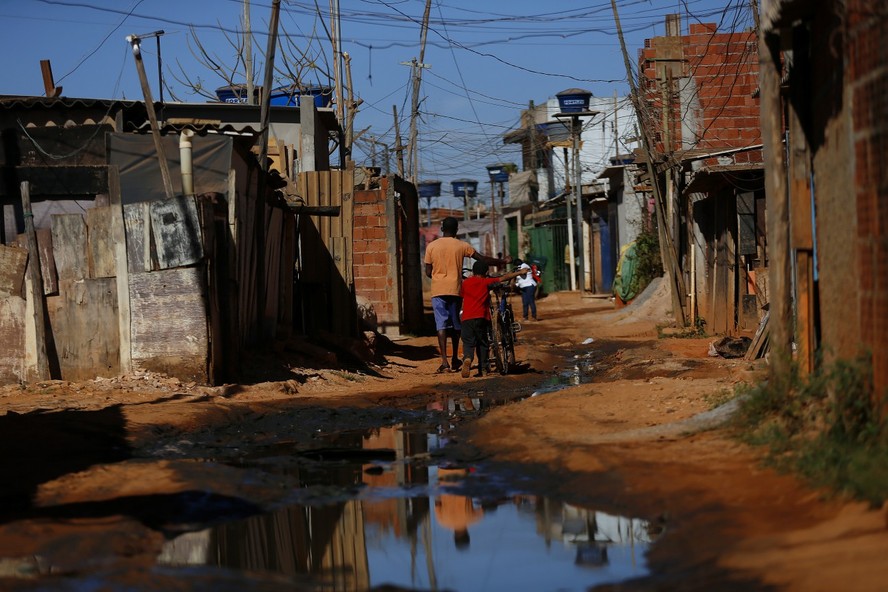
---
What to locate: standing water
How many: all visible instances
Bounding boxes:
[158,421,657,591]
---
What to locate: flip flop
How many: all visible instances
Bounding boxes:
[436,363,450,374]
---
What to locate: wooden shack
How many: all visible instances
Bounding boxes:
[0,96,350,385]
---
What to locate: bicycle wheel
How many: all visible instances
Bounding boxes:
[490,315,508,374]
[502,309,516,367]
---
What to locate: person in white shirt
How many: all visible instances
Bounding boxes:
[515,262,538,321]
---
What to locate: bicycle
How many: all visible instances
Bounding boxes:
[486,283,521,374]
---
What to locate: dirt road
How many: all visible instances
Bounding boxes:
[0,283,885,590]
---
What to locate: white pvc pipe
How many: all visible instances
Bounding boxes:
[179,129,195,196]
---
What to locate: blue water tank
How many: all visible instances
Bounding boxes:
[486,163,515,183]
[269,86,334,108]
[451,179,478,198]
[418,180,441,198]
[214,85,333,108]
[556,88,593,113]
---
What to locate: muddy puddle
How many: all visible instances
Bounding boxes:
[157,415,656,591]
[1,366,658,591]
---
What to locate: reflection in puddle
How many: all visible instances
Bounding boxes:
[159,426,656,591]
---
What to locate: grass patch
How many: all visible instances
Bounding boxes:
[329,370,364,382]
[732,355,888,505]
[704,388,737,410]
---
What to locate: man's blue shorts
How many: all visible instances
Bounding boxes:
[431,295,462,331]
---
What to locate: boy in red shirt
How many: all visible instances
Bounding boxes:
[458,260,524,378]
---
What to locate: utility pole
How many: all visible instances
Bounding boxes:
[330,0,344,124]
[614,90,619,159]
[344,51,361,160]
[126,33,174,199]
[563,145,576,291]
[244,0,254,105]
[393,105,405,177]
[610,0,687,326]
[572,116,585,292]
[406,0,433,184]
[256,0,281,333]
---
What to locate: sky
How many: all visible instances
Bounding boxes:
[0,0,754,208]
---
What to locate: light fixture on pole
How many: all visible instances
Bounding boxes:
[486,163,512,257]
[418,180,441,227]
[554,88,598,293]
[450,179,477,224]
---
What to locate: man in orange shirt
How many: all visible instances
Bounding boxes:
[424,217,508,373]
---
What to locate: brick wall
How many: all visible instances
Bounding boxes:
[353,179,398,328]
[641,22,762,157]
[847,0,888,395]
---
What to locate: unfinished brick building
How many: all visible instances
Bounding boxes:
[639,16,766,335]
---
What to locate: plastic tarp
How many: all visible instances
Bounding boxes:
[508,170,538,207]
[108,133,233,205]
[612,240,640,301]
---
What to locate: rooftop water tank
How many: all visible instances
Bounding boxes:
[450,179,478,198]
[418,180,442,198]
[556,88,593,114]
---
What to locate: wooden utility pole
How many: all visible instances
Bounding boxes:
[614,90,619,159]
[127,35,174,199]
[330,0,344,123]
[760,29,792,381]
[343,51,363,160]
[610,0,687,326]
[406,0,433,184]
[393,105,405,177]
[244,0,255,105]
[256,0,282,333]
[20,181,50,380]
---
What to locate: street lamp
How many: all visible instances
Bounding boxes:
[555,88,598,293]
[418,180,441,227]
[450,179,477,224]
[485,163,512,256]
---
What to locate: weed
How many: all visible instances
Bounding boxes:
[704,388,736,410]
[329,370,363,382]
[733,354,888,504]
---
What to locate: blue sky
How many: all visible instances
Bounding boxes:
[0,0,753,207]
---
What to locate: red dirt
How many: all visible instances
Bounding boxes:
[0,286,886,591]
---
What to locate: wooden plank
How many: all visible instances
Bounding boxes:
[279,213,295,335]
[745,310,771,361]
[123,203,148,273]
[342,169,355,286]
[150,195,204,269]
[0,244,27,298]
[36,228,58,295]
[225,168,241,355]
[20,182,50,380]
[200,199,222,384]
[51,214,88,281]
[761,31,792,374]
[46,278,120,381]
[13,230,60,296]
[320,171,331,250]
[263,208,283,337]
[86,206,116,278]
[330,236,350,335]
[0,295,27,382]
[109,166,132,374]
[796,250,815,374]
[129,268,208,383]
